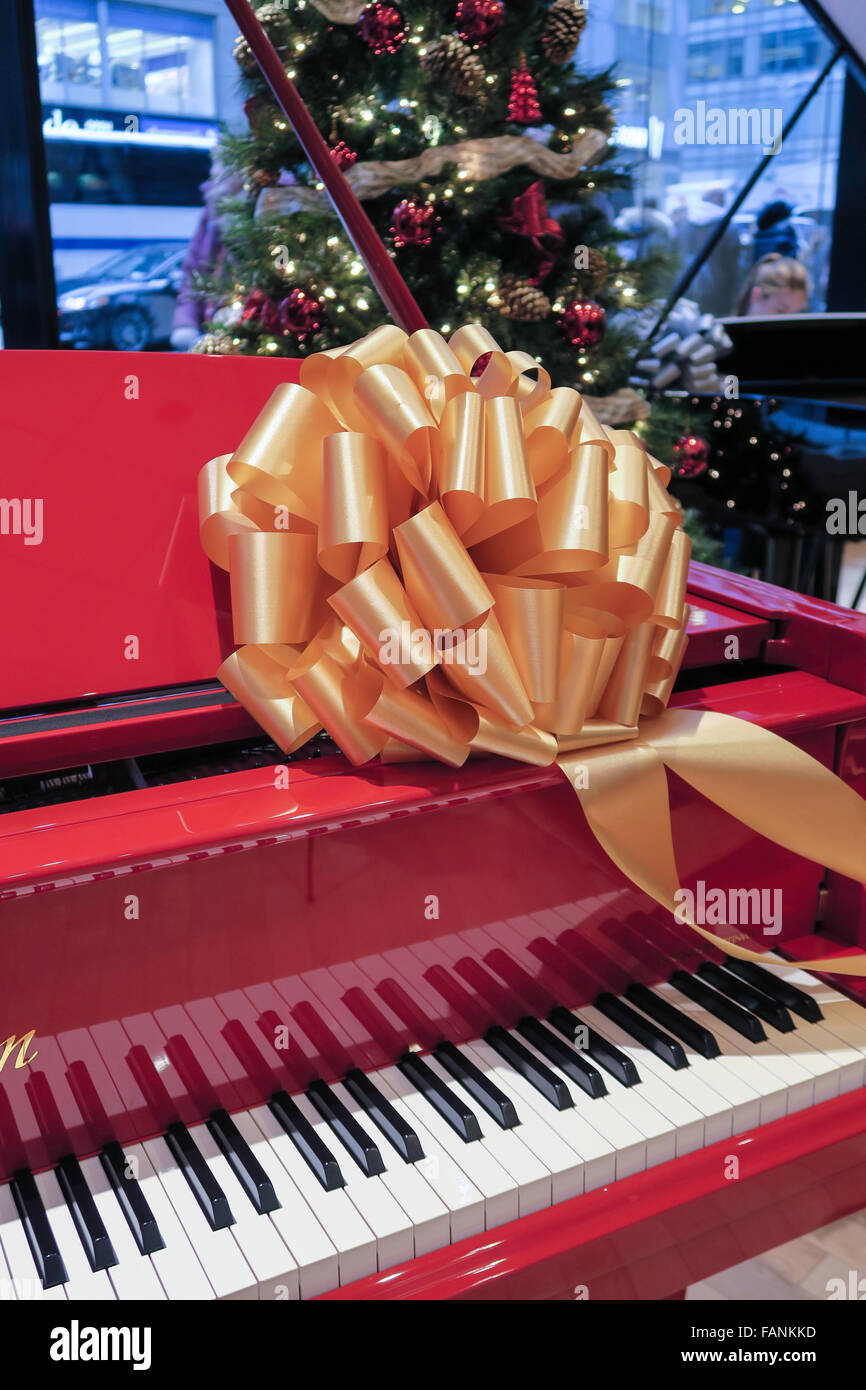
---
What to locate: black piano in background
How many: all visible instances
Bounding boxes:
[661,391,866,603]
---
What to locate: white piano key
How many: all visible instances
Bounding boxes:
[459,1041,586,1203]
[78,1157,165,1301]
[649,982,764,1134]
[119,1144,216,1301]
[378,1063,519,1231]
[367,1070,486,1241]
[292,1092,415,1272]
[255,1103,378,1288]
[754,1017,858,1102]
[581,1001,732,1148]
[662,982,809,1121]
[33,1170,116,1301]
[143,1134,257,1300]
[195,1124,300,1301]
[423,1051,552,1217]
[330,1081,451,1258]
[0,1182,67,1301]
[769,961,866,1074]
[236,1108,339,1299]
[501,1024,651,1178]
[465,1038,616,1192]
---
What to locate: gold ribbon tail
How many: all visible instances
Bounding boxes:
[560,708,866,976]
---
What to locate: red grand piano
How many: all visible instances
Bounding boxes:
[2,347,866,1302]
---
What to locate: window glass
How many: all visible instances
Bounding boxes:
[584,0,846,312]
[33,0,223,347]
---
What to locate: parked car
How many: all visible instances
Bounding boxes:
[56,243,186,350]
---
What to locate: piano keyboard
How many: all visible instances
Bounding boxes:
[2,956,865,1300]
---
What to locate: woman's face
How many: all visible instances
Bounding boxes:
[750,285,807,316]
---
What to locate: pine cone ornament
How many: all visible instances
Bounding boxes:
[421,36,485,99]
[234,3,293,68]
[246,168,280,192]
[574,246,608,294]
[541,0,587,65]
[496,275,550,322]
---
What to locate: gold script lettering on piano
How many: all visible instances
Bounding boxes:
[0,1030,38,1074]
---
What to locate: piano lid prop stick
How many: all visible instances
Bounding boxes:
[222,0,428,335]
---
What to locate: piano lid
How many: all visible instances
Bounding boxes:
[1,349,766,718]
[0,350,299,712]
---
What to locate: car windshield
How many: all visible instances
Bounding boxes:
[88,245,181,281]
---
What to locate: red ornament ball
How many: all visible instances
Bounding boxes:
[558,298,606,349]
[672,433,710,478]
[470,351,492,377]
[456,0,504,46]
[278,288,326,339]
[330,140,357,171]
[390,198,440,249]
[359,3,406,54]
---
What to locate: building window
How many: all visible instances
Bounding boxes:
[36,0,102,96]
[35,1,216,116]
[687,38,746,82]
[760,27,821,74]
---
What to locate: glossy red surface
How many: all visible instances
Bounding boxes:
[0,350,299,711]
[318,1088,866,1300]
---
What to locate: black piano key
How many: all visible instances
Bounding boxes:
[484,1025,573,1110]
[10,1169,67,1290]
[670,970,767,1042]
[343,1069,424,1164]
[594,993,689,1070]
[398,1052,482,1143]
[100,1141,165,1255]
[547,1007,641,1087]
[722,956,824,1023]
[165,1121,235,1229]
[269,1090,346,1191]
[207,1109,281,1214]
[697,962,795,1033]
[56,1154,118,1272]
[306,1080,386,1177]
[625,982,721,1060]
[516,1017,608,1098]
[433,1040,520,1129]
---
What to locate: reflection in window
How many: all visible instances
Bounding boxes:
[35,1,215,116]
[760,28,821,74]
[37,0,101,94]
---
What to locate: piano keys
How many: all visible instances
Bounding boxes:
[2,952,866,1300]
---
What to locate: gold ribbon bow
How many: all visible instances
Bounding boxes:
[199,323,866,975]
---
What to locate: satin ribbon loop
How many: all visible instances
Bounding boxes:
[199,322,866,977]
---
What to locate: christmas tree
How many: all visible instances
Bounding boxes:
[199,0,668,401]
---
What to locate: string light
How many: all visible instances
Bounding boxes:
[356,297,369,310]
